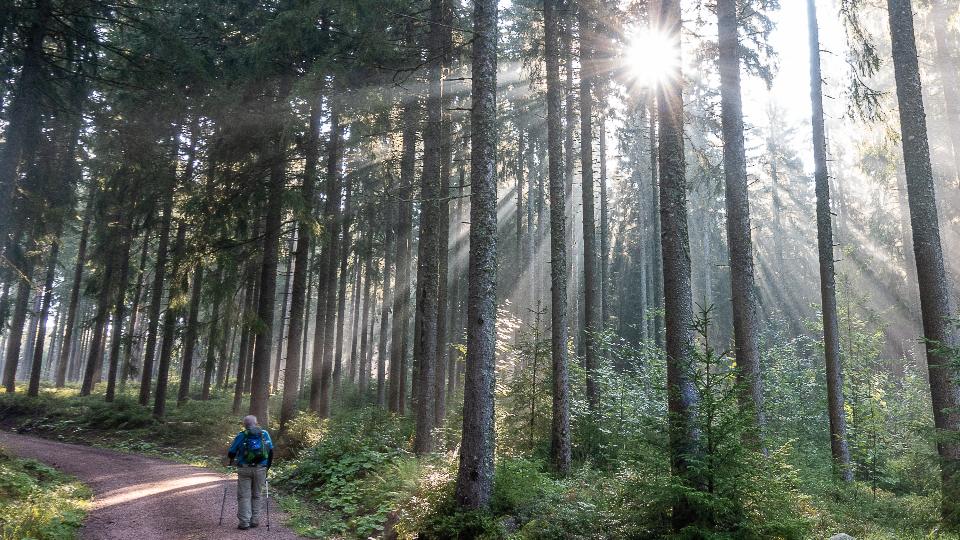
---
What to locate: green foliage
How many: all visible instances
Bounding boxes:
[276,408,415,538]
[280,411,327,456]
[0,447,91,540]
[808,479,949,539]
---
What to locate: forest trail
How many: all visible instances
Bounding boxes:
[0,431,302,540]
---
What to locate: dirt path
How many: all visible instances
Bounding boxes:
[0,431,302,539]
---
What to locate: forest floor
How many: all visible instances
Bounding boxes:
[0,431,301,540]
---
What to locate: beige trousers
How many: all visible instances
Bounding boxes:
[236,466,267,526]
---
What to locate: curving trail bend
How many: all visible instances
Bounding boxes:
[0,431,302,540]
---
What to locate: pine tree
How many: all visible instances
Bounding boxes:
[455,0,498,509]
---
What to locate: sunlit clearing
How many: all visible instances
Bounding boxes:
[623,27,678,88]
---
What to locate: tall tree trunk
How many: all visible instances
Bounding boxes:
[349,251,364,386]
[658,0,702,529]
[648,97,663,349]
[455,0,497,508]
[249,96,290,425]
[272,231,296,391]
[138,147,179,406]
[390,106,416,414]
[716,0,766,444]
[377,198,395,408]
[80,249,116,397]
[435,45,453,425]
[120,227,150,386]
[364,283,378,394]
[807,0,852,482]
[201,266,224,400]
[333,185,353,399]
[233,267,257,414]
[544,0,571,476]
[21,269,42,374]
[446,165,466,406]
[177,265,204,404]
[358,254,374,396]
[27,240,58,396]
[516,128,525,322]
[578,1,600,412]
[57,190,94,387]
[887,0,960,523]
[599,113,609,327]
[414,0,445,454]
[152,224,186,416]
[280,99,320,428]
[313,103,343,417]
[104,227,132,402]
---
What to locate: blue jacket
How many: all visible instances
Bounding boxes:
[228,427,274,467]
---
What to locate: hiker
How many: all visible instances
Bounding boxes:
[227,415,274,530]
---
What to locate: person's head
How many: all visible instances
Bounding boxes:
[242,415,258,429]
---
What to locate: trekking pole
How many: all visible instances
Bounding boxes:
[218,481,228,526]
[219,464,233,526]
[267,478,270,531]
[266,476,271,531]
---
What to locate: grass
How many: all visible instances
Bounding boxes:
[0,446,91,540]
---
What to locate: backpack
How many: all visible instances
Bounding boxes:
[242,430,269,464]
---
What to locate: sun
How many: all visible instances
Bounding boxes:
[623,28,678,88]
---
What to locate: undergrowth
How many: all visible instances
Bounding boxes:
[0,446,91,540]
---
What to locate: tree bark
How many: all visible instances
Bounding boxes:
[104,227,132,402]
[312,102,343,417]
[272,231,296,391]
[807,0,853,482]
[599,113,609,328]
[716,0,766,444]
[358,252,374,396]
[152,223,186,416]
[57,189,94,387]
[657,0,702,529]
[280,99,321,428]
[349,250,364,386]
[414,0,445,454]
[27,240,58,396]
[177,265,204,404]
[333,184,353,399]
[886,0,960,523]
[544,0,571,476]
[201,266,224,400]
[455,0,497,508]
[377,193,396,409]
[435,37,453,425]
[578,0,600,412]
[389,105,416,414]
[80,242,118,397]
[648,97,663,348]
[138,145,179,406]
[233,263,258,414]
[120,226,150,386]
[249,92,290,425]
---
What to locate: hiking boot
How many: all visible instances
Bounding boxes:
[238,524,249,530]
[250,523,259,529]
